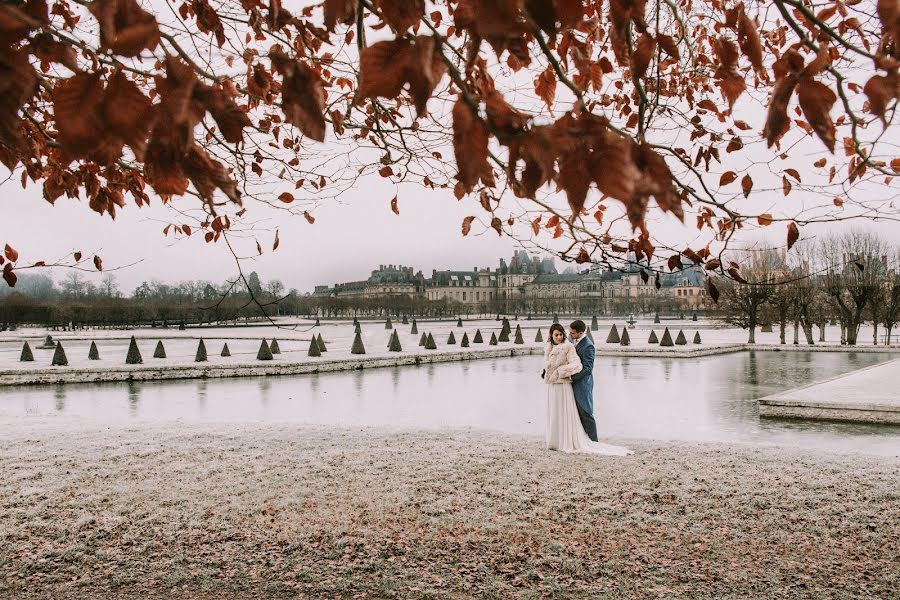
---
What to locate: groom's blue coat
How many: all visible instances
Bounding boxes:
[570,335,598,441]
[570,336,595,414]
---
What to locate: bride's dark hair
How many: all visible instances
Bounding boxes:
[548,324,566,345]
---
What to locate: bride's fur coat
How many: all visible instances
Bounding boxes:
[543,340,583,384]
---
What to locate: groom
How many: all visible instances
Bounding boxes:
[569,320,598,442]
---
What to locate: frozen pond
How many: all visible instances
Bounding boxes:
[2,350,899,455]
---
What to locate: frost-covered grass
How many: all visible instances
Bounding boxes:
[1,423,898,598]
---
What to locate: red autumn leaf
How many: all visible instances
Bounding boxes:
[552,224,564,239]
[278,192,294,203]
[88,0,160,57]
[461,215,475,236]
[53,73,123,165]
[182,224,192,236]
[93,255,103,271]
[490,216,503,235]
[273,229,280,251]
[719,171,738,186]
[452,99,492,195]
[833,197,844,207]
[787,222,800,251]
[378,165,394,177]
[390,195,399,215]
[667,254,683,271]
[734,6,764,74]
[558,148,591,217]
[713,37,746,110]
[375,0,425,33]
[74,251,82,261]
[797,78,837,152]
[814,158,827,168]
[531,217,541,235]
[706,278,719,303]
[4,244,18,262]
[534,66,556,109]
[891,158,900,173]
[758,213,773,226]
[256,240,263,255]
[741,174,752,197]
[705,258,721,270]
[785,168,801,182]
[782,176,792,196]
[575,248,591,264]
[324,0,355,31]
[270,49,326,142]
[863,72,898,123]
[545,214,561,229]
[356,36,446,117]
[631,34,657,79]
[2,264,16,287]
[656,34,680,60]
[304,211,315,224]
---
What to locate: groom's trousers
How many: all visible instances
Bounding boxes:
[576,403,599,442]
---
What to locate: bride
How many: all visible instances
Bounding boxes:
[543,324,631,455]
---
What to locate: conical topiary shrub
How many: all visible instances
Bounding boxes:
[498,327,510,342]
[586,328,594,342]
[308,336,321,357]
[675,330,687,345]
[425,333,437,350]
[419,332,427,346]
[88,341,100,360]
[270,339,281,354]
[535,329,543,343]
[20,342,34,362]
[388,330,402,352]
[354,323,361,334]
[351,331,366,355]
[693,331,702,344]
[591,315,599,331]
[51,341,68,366]
[514,325,524,344]
[195,339,208,362]
[552,314,559,324]
[660,328,674,347]
[620,328,631,346]
[385,317,392,329]
[126,336,143,364]
[179,322,186,330]
[153,340,166,358]
[692,311,698,322]
[648,330,659,344]
[221,343,231,357]
[474,329,484,343]
[411,320,418,335]
[457,318,463,327]
[315,318,320,326]
[654,313,661,324]
[489,332,498,345]
[317,333,327,352]
[461,332,470,347]
[402,315,409,325]
[501,318,511,336]
[606,324,620,344]
[257,339,274,360]
[447,331,456,345]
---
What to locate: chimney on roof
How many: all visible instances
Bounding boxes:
[432,269,437,279]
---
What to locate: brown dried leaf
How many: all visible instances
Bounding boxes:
[462,215,475,236]
[719,171,737,186]
[375,0,424,33]
[271,49,326,142]
[741,174,753,197]
[787,222,799,250]
[452,99,492,195]
[88,0,160,57]
[93,254,103,271]
[797,78,836,152]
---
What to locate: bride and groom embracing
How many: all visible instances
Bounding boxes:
[543,320,631,456]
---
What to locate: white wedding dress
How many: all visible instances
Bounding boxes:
[544,341,631,456]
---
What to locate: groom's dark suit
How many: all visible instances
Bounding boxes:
[570,335,599,442]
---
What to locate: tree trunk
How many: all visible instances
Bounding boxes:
[818,322,826,342]
[779,319,786,344]
[793,320,800,344]
[873,321,878,346]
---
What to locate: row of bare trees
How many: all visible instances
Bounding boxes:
[718,232,900,346]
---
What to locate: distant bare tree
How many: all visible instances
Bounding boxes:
[719,250,782,343]
[820,232,889,346]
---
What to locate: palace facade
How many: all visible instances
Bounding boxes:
[312,252,709,310]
